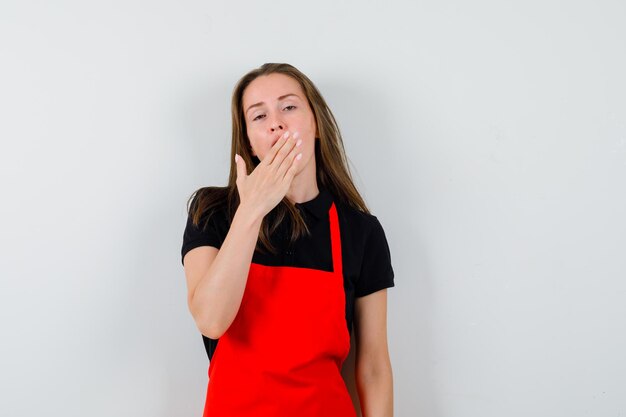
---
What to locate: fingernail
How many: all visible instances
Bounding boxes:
[293,131,300,139]
[284,131,290,139]
[296,139,302,147]
[296,153,302,160]
[234,154,239,163]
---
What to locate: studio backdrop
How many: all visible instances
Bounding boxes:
[1,1,625,416]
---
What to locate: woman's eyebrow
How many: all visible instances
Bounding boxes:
[245,93,300,115]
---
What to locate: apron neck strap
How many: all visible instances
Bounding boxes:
[328,202,343,276]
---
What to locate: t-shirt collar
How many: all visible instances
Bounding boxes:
[294,185,333,220]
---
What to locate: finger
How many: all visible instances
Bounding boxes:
[265,131,291,166]
[272,132,299,172]
[282,151,302,184]
[235,153,246,184]
[276,136,302,178]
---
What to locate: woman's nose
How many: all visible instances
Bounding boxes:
[269,114,285,132]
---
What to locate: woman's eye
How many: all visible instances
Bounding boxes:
[252,106,295,121]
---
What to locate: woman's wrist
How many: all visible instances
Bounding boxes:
[235,202,265,229]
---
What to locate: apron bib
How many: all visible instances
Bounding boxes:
[202,202,355,417]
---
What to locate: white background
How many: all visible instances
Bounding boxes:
[1,1,625,416]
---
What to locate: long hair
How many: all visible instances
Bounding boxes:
[186,62,370,255]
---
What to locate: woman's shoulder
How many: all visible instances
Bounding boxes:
[187,185,231,226]
[335,199,387,237]
[181,186,231,263]
[188,185,229,205]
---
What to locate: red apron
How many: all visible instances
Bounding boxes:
[202,202,356,417]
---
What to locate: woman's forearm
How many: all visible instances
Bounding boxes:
[190,203,264,338]
[355,362,394,417]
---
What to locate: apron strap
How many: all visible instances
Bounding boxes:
[329,202,343,276]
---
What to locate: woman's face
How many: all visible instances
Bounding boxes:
[242,73,317,167]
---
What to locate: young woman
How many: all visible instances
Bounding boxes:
[181,63,395,417]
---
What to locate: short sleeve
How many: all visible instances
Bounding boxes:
[181,204,226,266]
[355,215,395,297]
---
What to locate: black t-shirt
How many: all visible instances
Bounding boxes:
[181,185,395,361]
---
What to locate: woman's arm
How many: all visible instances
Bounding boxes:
[183,204,264,339]
[354,289,394,417]
[184,132,302,339]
